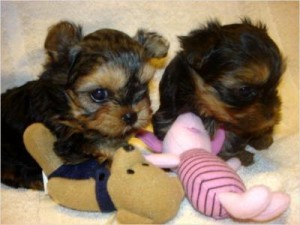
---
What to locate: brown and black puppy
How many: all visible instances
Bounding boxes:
[1,21,169,189]
[153,18,285,166]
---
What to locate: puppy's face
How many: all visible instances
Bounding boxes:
[180,19,285,137]
[69,30,157,137]
[44,22,168,138]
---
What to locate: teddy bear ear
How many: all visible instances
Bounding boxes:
[110,146,145,172]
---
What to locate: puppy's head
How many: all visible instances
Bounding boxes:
[44,21,168,138]
[180,18,285,137]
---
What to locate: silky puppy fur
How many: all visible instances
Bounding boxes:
[153,18,285,166]
[1,21,169,189]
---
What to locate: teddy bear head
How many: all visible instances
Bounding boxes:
[107,145,184,224]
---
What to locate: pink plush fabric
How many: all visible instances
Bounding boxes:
[178,149,246,219]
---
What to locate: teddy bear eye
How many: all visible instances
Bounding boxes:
[142,163,149,166]
[127,169,135,174]
[123,144,135,151]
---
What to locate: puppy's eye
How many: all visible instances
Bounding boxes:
[90,88,108,103]
[133,89,147,104]
[134,94,145,103]
[238,86,257,100]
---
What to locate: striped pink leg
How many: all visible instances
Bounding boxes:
[178,149,246,219]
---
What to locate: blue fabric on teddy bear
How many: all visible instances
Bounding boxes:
[48,159,116,212]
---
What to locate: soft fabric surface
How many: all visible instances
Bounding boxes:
[1,1,299,224]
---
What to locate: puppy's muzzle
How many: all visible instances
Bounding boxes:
[122,112,137,125]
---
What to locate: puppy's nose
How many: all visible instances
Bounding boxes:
[122,112,137,125]
[264,110,274,119]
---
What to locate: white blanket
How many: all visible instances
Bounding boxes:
[1,1,299,224]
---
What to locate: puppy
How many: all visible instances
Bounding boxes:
[153,18,285,166]
[1,21,169,189]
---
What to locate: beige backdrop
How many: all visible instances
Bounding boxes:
[1,1,299,224]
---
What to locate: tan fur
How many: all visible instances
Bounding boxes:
[139,63,156,83]
[85,98,151,137]
[1,21,171,190]
[192,71,236,123]
[132,98,152,129]
[75,63,129,93]
[232,103,280,132]
[221,64,270,87]
[63,62,153,163]
[192,67,279,134]
[66,90,87,117]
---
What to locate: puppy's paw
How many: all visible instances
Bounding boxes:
[236,150,254,166]
[218,148,254,167]
[134,29,170,58]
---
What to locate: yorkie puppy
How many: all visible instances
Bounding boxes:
[153,18,285,166]
[1,21,169,189]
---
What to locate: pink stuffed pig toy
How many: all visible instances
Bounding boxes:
[138,112,290,221]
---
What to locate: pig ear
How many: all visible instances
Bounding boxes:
[163,112,211,153]
[44,21,82,64]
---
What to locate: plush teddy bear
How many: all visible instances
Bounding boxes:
[138,112,291,222]
[23,123,184,224]
[108,143,184,224]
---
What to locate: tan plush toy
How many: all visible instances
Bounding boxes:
[108,144,184,224]
[23,123,184,224]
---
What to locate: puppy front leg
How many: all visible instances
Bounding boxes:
[54,132,94,164]
[218,131,254,166]
[54,130,127,167]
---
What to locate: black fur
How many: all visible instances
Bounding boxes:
[1,21,169,189]
[153,18,285,166]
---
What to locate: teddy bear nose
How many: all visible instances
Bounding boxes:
[122,112,137,125]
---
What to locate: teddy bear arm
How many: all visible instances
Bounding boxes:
[117,209,153,224]
[23,123,64,176]
[173,177,185,198]
[48,177,100,211]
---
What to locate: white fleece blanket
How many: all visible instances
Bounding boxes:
[1,1,299,225]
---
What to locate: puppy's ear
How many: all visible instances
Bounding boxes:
[133,29,170,59]
[241,17,267,32]
[179,21,221,70]
[44,21,82,63]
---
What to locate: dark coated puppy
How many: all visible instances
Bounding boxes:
[1,21,169,189]
[153,18,285,166]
